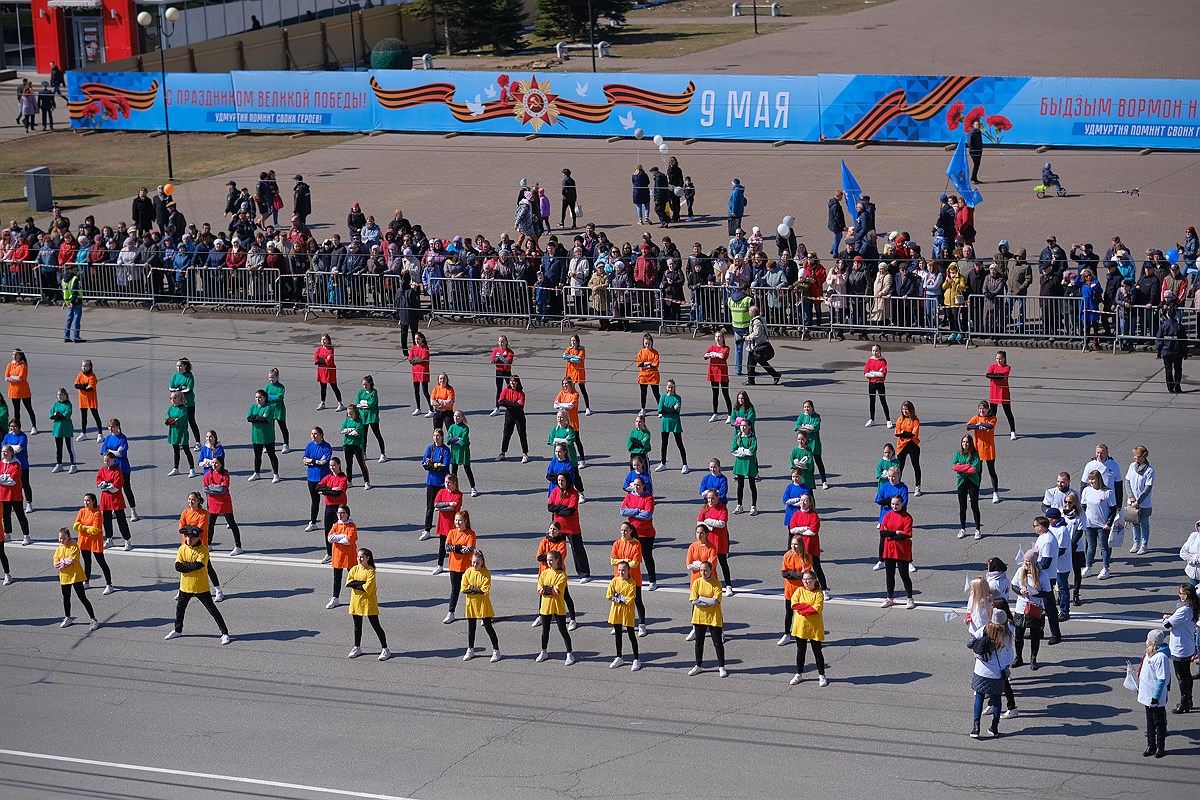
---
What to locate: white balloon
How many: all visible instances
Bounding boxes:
[673,186,685,196]
[633,128,644,140]
[653,134,664,145]
[658,143,669,154]
[782,215,795,227]
[777,223,791,237]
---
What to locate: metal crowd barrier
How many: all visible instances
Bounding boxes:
[0,260,43,301]
[831,294,939,341]
[80,263,154,304]
[170,267,284,315]
[1113,304,1198,352]
[303,270,393,319]
[561,285,664,331]
[431,277,533,327]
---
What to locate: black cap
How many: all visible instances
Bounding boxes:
[1044,508,1062,520]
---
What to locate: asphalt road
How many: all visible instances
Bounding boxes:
[0,302,1195,799]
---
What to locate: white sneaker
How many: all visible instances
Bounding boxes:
[749,506,758,516]
[419,530,432,542]
[21,535,32,546]
[577,459,587,469]
[89,620,100,632]
[326,597,339,609]
[281,445,291,455]
[489,408,501,417]
[102,585,114,595]
[637,624,648,638]
[584,408,593,416]
[335,403,345,412]
[681,464,691,475]
[230,547,244,556]
[464,648,475,662]
[654,463,667,472]
[220,634,232,646]
[377,454,387,464]
[191,443,200,452]
[411,408,422,416]
[470,488,479,498]
[247,473,260,482]
[647,581,657,591]
[723,585,733,596]
[872,560,885,571]
[631,659,642,671]
[905,599,917,609]
[320,554,332,565]
[688,665,702,677]
[1129,544,1140,554]
[610,657,625,669]
[733,504,743,514]
[718,667,729,678]
[68,465,78,475]
[83,581,91,590]
[685,628,696,641]
[578,576,592,584]
[974,530,983,540]
[52,464,64,474]
[823,590,831,599]
[885,420,894,429]
[1137,546,1147,555]
[1081,565,1090,578]
[1010,432,1017,440]
[992,492,1000,504]
[535,651,549,663]
[96,433,104,443]
[167,468,180,477]
[129,510,139,522]
[709,414,720,423]
[76,433,86,442]
[423,411,434,419]
[914,487,922,497]
[822,481,830,490]
[123,541,132,551]
[520,455,530,463]
[567,619,578,631]
[531,617,543,627]
[565,652,579,667]
[363,482,372,490]
[442,611,456,624]
[908,562,918,573]
[61,616,74,628]
[880,598,895,608]
[1001,708,1019,719]
[316,402,327,411]
[777,634,795,646]
[187,469,197,479]
[818,675,829,687]
[305,521,317,532]
[348,646,362,658]
[490,650,502,662]
[214,587,225,602]
[29,426,38,435]
[164,630,182,640]
[578,494,586,503]
[865,419,875,427]
[3,574,12,585]
[104,538,114,548]
[431,565,445,576]
[1098,568,1111,580]
[271,474,281,484]
[957,529,967,539]
[789,673,803,685]
[378,648,391,661]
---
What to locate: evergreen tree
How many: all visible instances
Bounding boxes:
[535,0,632,41]
[410,0,527,55]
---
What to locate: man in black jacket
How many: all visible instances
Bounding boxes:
[1156,296,1187,393]
[1134,263,1162,339]
[935,195,955,248]
[1039,261,1063,337]
[827,190,846,256]
[1102,260,1122,338]
[224,181,239,217]
[131,188,155,237]
[968,121,984,183]
[293,176,312,225]
[560,169,577,229]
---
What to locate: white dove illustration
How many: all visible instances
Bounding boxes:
[575,81,588,97]
[618,110,636,130]
[484,85,497,99]
[466,95,485,117]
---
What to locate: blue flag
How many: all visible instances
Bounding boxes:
[946,137,983,208]
[840,160,862,223]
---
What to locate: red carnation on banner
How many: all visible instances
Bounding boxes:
[963,105,986,130]
[984,113,1013,142]
[496,73,511,103]
[944,99,965,131]
[114,94,131,119]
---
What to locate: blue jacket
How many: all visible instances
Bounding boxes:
[199,442,225,475]
[422,444,451,487]
[1,432,28,470]
[101,432,131,473]
[781,482,812,528]
[727,184,747,216]
[699,472,728,505]
[874,481,909,523]
[546,456,578,496]
[303,440,333,483]
[623,468,653,497]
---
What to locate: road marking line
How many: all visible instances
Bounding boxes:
[0,749,418,800]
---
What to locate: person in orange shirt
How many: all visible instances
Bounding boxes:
[610,522,647,636]
[73,492,110,592]
[180,490,224,602]
[966,399,1001,502]
[894,400,922,494]
[685,524,718,588]
[634,333,661,414]
[73,359,102,443]
[562,334,592,415]
[324,504,358,609]
[442,509,477,625]
[534,521,576,629]
[430,372,455,431]
[777,534,813,645]
[5,349,35,432]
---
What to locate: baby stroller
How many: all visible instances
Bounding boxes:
[1035,163,1066,198]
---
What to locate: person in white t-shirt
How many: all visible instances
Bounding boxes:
[1080,469,1118,580]
[1042,471,1070,514]
[1080,443,1122,507]
[1124,445,1154,556]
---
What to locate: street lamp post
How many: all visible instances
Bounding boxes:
[334,0,358,71]
[137,5,180,181]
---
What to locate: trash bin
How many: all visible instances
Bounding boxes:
[25,166,52,212]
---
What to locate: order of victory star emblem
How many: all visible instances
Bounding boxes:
[508,76,561,132]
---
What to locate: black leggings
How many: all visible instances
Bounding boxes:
[710,383,732,416]
[11,397,35,429]
[61,582,95,619]
[432,410,453,431]
[494,375,507,406]
[567,533,591,578]
[898,444,921,486]
[206,561,221,589]
[424,484,439,532]
[171,444,195,471]
[0,540,8,574]
[353,614,387,648]
[468,617,499,650]
[102,509,130,541]
[307,480,321,524]
[18,470,31,503]
[810,555,828,590]
[958,482,981,529]
[344,445,369,483]
[635,534,657,582]
[185,406,201,443]
[451,463,476,489]
[735,475,757,506]
[814,455,828,482]
[323,505,339,555]
[122,472,136,509]
[2,501,27,538]
[81,549,111,585]
[253,443,279,475]
[365,422,385,455]
[79,407,103,435]
[320,381,343,403]
[639,384,661,410]
[988,402,1015,433]
[539,613,573,652]
[983,459,999,493]
[448,570,464,612]
[577,383,591,408]
[868,383,890,421]
[632,585,647,625]
[175,591,228,634]
[659,431,687,465]
[55,437,77,465]
[414,381,431,410]
[332,567,344,598]
[1173,658,1194,704]
[717,553,732,586]
[693,624,725,667]
[614,624,639,659]
[884,558,913,599]
[500,413,528,454]
[206,511,242,548]
[276,419,290,447]
[1015,620,1043,661]
[795,638,825,674]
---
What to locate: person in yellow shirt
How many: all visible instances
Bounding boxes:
[789,570,828,686]
[165,527,230,645]
[610,522,648,636]
[536,549,576,665]
[461,549,501,663]
[53,527,98,630]
[688,560,727,677]
[606,560,642,671]
[346,547,390,660]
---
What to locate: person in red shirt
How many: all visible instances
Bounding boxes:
[442,510,477,625]
[431,473,463,577]
[314,333,344,411]
[620,476,657,589]
[94,451,131,549]
[863,344,892,427]
[787,492,826,592]
[497,375,529,462]
[879,495,915,609]
[985,350,1017,439]
[547,472,589,582]
[489,335,514,415]
[799,254,827,335]
[703,330,732,422]
[202,455,243,555]
[408,332,432,416]
[697,489,732,594]
[316,457,349,562]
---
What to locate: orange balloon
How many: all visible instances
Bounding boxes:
[163,183,174,195]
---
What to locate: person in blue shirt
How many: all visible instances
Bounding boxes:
[781,467,813,536]
[302,425,333,532]
[727,178,747,235]
[546,442,583,502]
[100,417,137,521]
[2,420,32,511]
[172,237,194,297]
[198,430,225,476]
[873,466,910,571]
[623,453,652,497]
[698,457,728,505]
[421,428,451,540]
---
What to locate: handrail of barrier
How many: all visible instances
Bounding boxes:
[430,276,533,329]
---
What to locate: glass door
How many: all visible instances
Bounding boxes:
[72,14,104,68]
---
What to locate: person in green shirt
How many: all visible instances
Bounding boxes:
[626,414,652,458]
[49,387,77,474]
[0,397,8,439]
[655,379,688,474]
[447,409,477,497]
[789,430,816,489]
[247,389,280,483]
[731,418,759,515]
[339,404,371,489]
[165,390,195,477]
[168,358,201,446]
[875,443,900,488]
[727,390,756,433]
[951,435,983,540]
[356,375,387,463]
[793,399,829,489]
[547,409,581,465]
[264,368,290,454]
